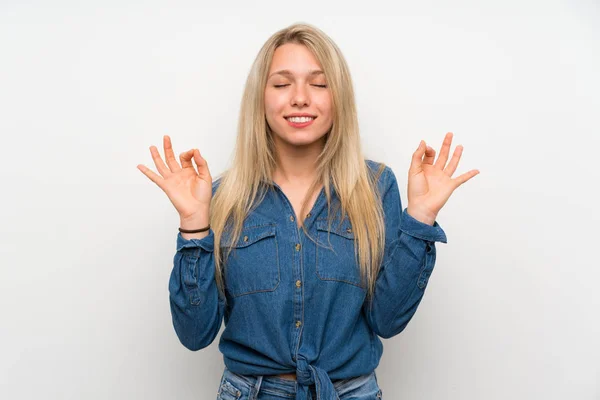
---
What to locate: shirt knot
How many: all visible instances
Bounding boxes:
[294,355,338,400]
[295,356,314,386]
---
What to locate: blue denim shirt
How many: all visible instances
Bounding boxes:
[169,160,447,400]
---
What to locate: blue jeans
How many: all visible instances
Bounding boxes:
[216,367,383,400]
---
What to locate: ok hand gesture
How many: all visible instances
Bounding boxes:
[137,135,213,221]
[406,132,480,225]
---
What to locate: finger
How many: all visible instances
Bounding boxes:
[163,135,182,173]
[452,169,480,188]
[179,149,195,169]
[193,149,212,180]
[409,140,427,174]
[137,164,165,189]
[149,145,171,177]
[434,132,453,170]
[423,145,436,165]
[444,145,463,176]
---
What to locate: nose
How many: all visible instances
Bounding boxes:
[291,84,309,107]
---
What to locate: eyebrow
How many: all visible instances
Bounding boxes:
[268,69,325,79]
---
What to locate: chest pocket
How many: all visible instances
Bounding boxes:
[223,224,280,297]
[315,219,365,289]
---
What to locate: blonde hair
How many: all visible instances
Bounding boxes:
[210,22,387,309]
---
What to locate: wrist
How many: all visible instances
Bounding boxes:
[406,205,437,226]
[180,212,210,230]
[179,215,211,241]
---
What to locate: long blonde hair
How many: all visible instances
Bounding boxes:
[210,22,387,309]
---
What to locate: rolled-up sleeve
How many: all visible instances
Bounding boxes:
[363,166,447,339]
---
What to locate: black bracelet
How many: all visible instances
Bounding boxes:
[179,224,210,233]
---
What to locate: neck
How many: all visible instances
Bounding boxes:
[272,136,325,187]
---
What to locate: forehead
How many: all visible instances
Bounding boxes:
[268,43,323,76]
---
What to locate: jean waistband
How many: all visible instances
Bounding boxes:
[219,366,378,399]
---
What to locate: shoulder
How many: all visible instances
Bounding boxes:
[365,159,397,193]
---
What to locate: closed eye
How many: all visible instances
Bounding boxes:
[273,84,328,88]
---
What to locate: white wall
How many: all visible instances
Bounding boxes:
[1,1,598,399]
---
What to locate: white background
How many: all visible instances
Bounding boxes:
[1,0,599,399]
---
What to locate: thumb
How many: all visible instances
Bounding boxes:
[193,149,211,179]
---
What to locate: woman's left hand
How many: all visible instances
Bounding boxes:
[406,132,480,225]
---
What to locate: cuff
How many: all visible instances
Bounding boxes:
[176,230,215,253]
[400,208,448,243]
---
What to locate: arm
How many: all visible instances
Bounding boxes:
[169,181,225,351]
[363,167,448,339]
[169,230,225,350]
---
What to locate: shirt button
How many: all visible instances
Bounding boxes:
[295,320,302,328]
[296,280,302,287]
[295,243,301,251]
[290,215,295,222]
[306,212,311,218]
[243,236,248,242]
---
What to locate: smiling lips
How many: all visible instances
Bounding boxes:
[285,116,316,128]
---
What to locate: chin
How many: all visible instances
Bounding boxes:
[283,131,326,146]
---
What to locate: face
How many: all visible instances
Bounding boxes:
[264,43,333,150]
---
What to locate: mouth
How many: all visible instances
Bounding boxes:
[284,116,316,128]
[284,116,316,122]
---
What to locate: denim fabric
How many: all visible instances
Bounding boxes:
[216,366,383,400]
[170,160,447,400]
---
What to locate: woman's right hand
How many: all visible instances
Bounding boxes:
[137,135,213,221]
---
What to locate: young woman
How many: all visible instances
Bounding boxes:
[138,23,479,400]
